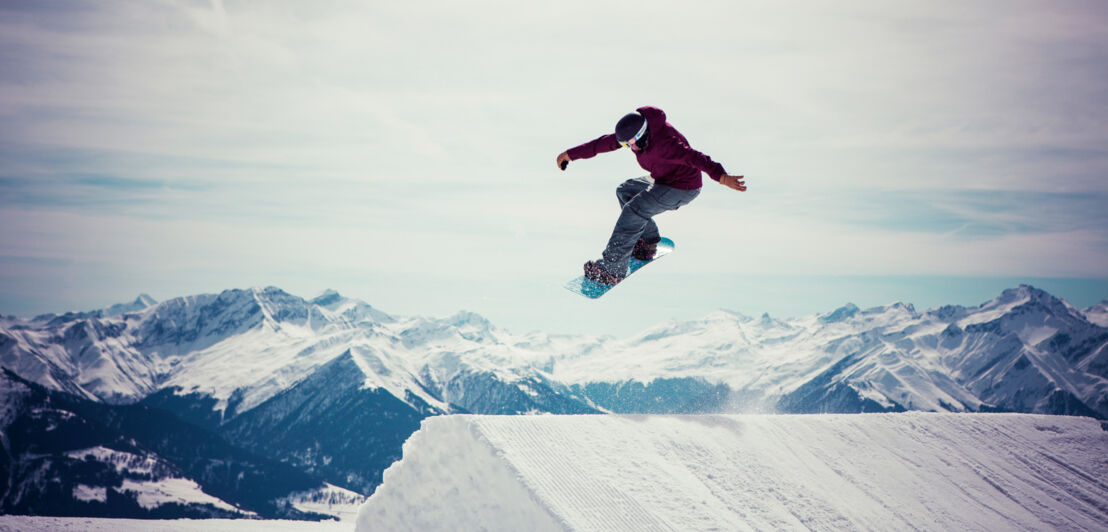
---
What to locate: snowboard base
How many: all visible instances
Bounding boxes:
[564,237,675,299]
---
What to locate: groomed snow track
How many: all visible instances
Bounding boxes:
[357,413,1108,531]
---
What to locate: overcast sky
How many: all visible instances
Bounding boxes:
[2,1,1107,335]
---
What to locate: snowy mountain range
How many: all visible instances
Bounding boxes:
[1,285,1106,520]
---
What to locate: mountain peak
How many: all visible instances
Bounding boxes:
[992,285,1074,311]
[103,294,158,317]
[757,312,793,329]
[251,286,295,301]
[874,301,917,316]
[988,284,1081,321]
[312,289,343,307]
[449,310,492,330]
[999,284,1049,302]
[1082,300,1108,328]
[819,303,860,324]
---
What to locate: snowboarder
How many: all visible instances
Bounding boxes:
[556,106,747,285]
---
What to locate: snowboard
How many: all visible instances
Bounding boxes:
[565,237,675,299]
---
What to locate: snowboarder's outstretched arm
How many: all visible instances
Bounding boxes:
[556,134,622,170]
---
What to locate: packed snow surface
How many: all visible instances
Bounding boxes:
[358,413,1108,531]
[0,517,349,532]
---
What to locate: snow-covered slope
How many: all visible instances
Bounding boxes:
[548,285,1108,418]
[1087,301,1108,328]
[358,413,1108,531]
[0,370,324,520]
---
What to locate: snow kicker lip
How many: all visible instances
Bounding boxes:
[358,413,1108,532]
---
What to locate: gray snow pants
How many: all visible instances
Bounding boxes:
[599,177,700,276]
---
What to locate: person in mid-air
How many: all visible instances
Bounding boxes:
[556,106,747,285]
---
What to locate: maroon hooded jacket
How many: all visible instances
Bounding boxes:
[565,106,726,190]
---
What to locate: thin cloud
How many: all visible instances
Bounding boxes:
[1,1,1106,331]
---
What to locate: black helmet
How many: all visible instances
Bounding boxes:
[615,112,649,150]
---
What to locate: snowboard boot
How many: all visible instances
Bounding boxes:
[584,260,624,286]
[631,239,659,261]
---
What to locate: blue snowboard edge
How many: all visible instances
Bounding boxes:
[564,237,675,299]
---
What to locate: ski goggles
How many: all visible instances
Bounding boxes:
[618,120,648,150]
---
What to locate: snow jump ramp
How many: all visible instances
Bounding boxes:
[356,413,1108,531]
